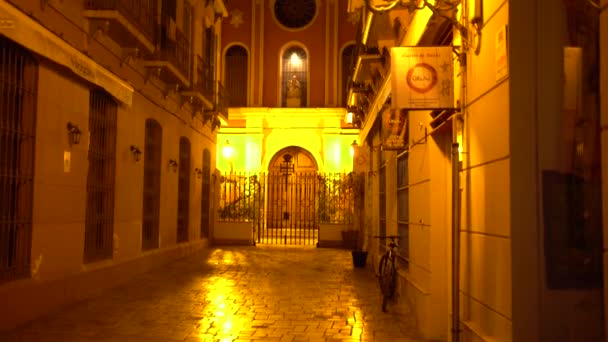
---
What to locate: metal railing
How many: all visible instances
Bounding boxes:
[0,37,36,283]
[85,0,156,43]
[84,91,117,263]
[218,172,356,245]
[194,55,214,98]
[216,82,229,118]
[157,15,190,78]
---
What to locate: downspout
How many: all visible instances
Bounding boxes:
[452,1,469,339]
[451,119,461,342]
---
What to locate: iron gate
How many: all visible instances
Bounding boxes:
[218,171,355,245]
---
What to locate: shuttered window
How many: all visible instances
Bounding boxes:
[201,149,211,238]
[177,137,190,243]
[341,44,356,106]
[142,119,162,250]
[225,45,248,107]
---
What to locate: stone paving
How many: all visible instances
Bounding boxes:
[0,245,425,342]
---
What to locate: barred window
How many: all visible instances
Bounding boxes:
[201,149,211,238]
[225,45,248,107]
[0,37,37,283]
[84,90,117,263]
[142,119,162,250]
[177,137,191,243]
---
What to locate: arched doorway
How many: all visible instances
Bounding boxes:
[264,146,318,245]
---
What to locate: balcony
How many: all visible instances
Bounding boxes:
[215,82,229,122]
[180,55,215,110]
[83,0,156,54]
[201,81,229,127]
[143,16,190,88]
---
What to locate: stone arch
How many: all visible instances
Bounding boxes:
[268,146,318,173]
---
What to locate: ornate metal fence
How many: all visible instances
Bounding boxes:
[218,171,355,245]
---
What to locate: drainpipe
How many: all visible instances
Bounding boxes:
[452,9,468,341]
[451,129,461,342]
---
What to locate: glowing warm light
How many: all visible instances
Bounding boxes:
[346,111,353,124]
[222,140,234,159]
[290,52,302,66]
[222,321,233,332]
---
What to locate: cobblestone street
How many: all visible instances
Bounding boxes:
[1,246,424,342]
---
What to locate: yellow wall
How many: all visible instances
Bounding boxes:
[0,0,221,330]
[217,108,358,174]
[458,1,513,341]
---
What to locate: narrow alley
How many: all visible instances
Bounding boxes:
[0,246,424,342]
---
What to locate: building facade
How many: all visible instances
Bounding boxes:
[346,0,607,341]
[0,0,228,330]
[216,0,360,176]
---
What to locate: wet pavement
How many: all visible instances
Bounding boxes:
[0,245,424,342]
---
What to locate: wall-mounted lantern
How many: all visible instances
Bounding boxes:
[130,145,142,162]
[350,140,358,158]
[168,159,178,172]
[67,122,82,146]
[222,140,234,159]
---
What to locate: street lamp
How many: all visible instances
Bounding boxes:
[222,140,234,159]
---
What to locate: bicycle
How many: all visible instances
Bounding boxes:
[374,235,400,312]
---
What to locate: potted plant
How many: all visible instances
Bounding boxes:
[350,229,368,268]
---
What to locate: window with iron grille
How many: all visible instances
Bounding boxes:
[177,137,191,243]
[142,119,162,250]
[225,45,248,107]
[84,90,117,263]
[281,46,307,107]
[397,151,409,266]
[201,149,211,238]
[205,27,217,89]
[379,162,386,244]
[0,37,37,284]
[378,126,386,249]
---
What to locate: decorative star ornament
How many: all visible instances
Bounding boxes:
[230,9,244,28]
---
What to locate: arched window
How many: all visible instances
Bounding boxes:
[341,44,356,106]
[225,45,248,107]
[281,46,307,107]
[201,149,211,238]
[177,137,191,243]
[142,119,162,251]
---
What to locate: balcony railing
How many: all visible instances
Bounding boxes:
[85,0,155,43]
[156,15,190,79]
[216,82,229,119]
[195,55,214,99]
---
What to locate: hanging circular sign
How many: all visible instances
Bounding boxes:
[406,63,438,94]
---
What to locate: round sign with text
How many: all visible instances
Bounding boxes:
[406,63,438,94]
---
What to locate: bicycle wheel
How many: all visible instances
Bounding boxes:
[378,254,396,312]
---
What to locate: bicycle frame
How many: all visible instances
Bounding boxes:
[374,235,400,312]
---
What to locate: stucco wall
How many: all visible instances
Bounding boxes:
[0,0,220,331]
[458,1,513,341]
